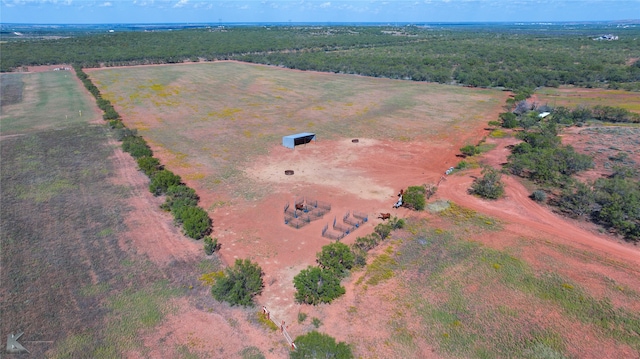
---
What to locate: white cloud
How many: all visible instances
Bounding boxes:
[173,0,188,8]
[99,1,112,6]
[319,1,330,8]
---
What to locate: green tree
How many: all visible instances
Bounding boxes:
[211,259,264,306]
[316,242,354,278]
[137,156,161,177]
[470,167,505,199]
[403,186,426,210]
[122,135,153,159]
[290,331,353,359]
[162,184,199,211]
[556,182,595,218]
[293,267,345,305]
[174,205,211,239]
[149,169,182,196]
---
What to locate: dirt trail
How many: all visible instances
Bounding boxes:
[436,169,640,270]
[108,142,201,265]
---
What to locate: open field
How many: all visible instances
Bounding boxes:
[534,86,640,113]
[84,62,640,358]
[0,70,101,136]
[0,70,284,358]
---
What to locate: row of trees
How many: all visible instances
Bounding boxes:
[6,26,640,90]
[74,66,213,240]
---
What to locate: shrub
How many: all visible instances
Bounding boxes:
[290,331,353,359]
[311,317,322,328]
[297,312,308,324]
[316,242,354,278]
[204,236,220,255]
[374,222,392,240]
[137,156,161,177]
[530,190,547,202]
[149,169,181,196]
[122,135,152,158]
[293,266,345,305]
[114,127,137,141]
[460,144,480,157]
[403,186,426,210]
[455,160,469,170]
[211,259,264,306]
[470,167,505,200]
[162,184,199,211]
[174,205,211,239]
[500,112,518,128]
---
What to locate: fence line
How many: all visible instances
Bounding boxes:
[262,306,296,350]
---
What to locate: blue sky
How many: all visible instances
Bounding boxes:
[1,0,639,24]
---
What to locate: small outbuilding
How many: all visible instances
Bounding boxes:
[282,132,316,149]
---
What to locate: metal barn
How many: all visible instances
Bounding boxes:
[282,132,316,149]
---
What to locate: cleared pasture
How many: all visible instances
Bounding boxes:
[88,62,507,198]
[535,86,640,113]
[0,71,99,135]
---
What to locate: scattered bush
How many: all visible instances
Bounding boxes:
[403,185,426,210]
[470,167,505,200]
[211,259,264,306]
[290,331,353,359]
[460,144,481,157]
[297,312,308,324]
[293,266,345,305]
[500,112,518,128]
[122,135,153,158]
[455,160,469,170]
[174,205,211,239]
[137,156,161,177]
[311,317,322,328]
[530,190,548,202]
[316,242,354,279]
[203,236,220,255]
[374,222,392,240]
[149,169,182,196]
[162,184,199,211]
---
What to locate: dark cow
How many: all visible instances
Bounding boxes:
[378,213,391,220]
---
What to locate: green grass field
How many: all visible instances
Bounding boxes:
[0,71,97,135]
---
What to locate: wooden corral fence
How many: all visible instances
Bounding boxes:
[262,306,297,350]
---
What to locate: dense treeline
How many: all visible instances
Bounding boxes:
[4,26,640,90]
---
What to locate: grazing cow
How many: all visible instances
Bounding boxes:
[393,195,403,209]
[378,213,391,220]
[295,203,305,211]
